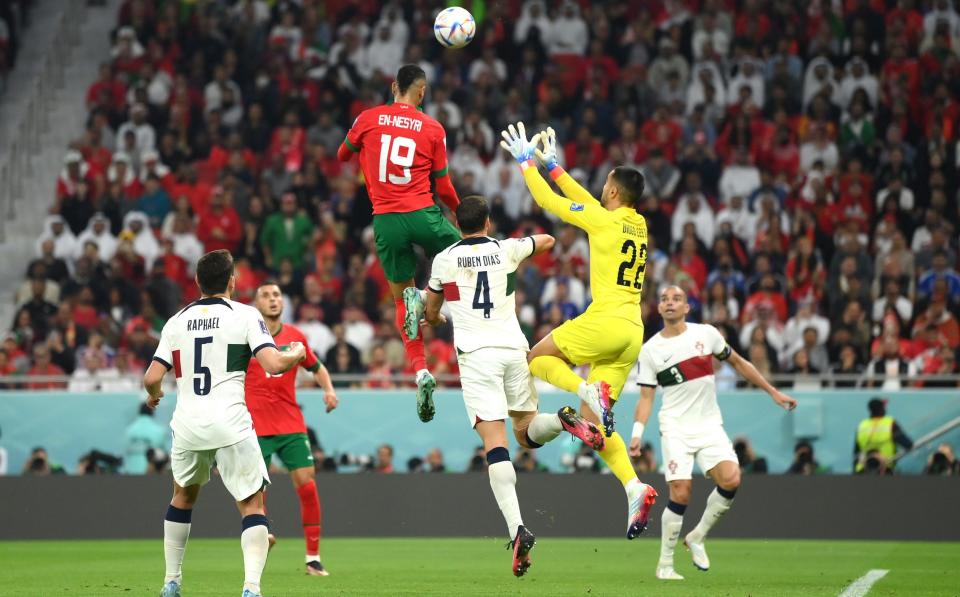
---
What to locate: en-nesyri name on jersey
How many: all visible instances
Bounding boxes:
[152,297,276,450]
[428,236,536,354]
[636,323,732,435]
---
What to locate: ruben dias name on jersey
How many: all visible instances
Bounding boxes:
[428,236,536,354]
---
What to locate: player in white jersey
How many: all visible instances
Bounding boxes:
[423,196,606,578]
[143,250,306,597]
[631,285,797,581]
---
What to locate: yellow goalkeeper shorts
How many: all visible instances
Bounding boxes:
[550,313,644,401]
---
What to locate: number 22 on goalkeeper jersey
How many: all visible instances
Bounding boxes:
[152,297,277,451]
[427,236,536,354]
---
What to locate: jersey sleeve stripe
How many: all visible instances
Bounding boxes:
[252,342,278,356]
[305,362,320,373]
[427,285,444,294]
[442,282,460,301]
[638,382,657,388]
[431,165,449,178]
[172,350,182,378]
[343,136,359,152]
[526,236,536,258]
[152,356,172,371]
[715,346,732,361]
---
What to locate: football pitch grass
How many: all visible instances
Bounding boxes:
[1,537,958,596]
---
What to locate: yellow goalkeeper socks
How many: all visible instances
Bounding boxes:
[597,431,638,488]
[528,355,583,394]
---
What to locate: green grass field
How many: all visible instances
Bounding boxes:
[0,538,957,596]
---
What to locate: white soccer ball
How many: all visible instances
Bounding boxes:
[434,6,476,49]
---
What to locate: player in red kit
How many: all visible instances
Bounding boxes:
[337,64,461,423]
[245,283,339,577]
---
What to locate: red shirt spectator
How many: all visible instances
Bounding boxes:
[196,189,242,253]
[640,108,682,162]
[27,346,66,390]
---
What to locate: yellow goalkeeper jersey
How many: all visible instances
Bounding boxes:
[521,167,648,324]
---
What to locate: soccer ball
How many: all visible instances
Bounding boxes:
[434,6,475,49]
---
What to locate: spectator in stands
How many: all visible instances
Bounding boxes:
[733,437,767,474]
[911,300,960,349]
[375,444,394,474]
[123,402,167,475]
[425,448,446,473]
[787,440,824,475]
[515,448,549,473]
[831,344,865,388]
[260,192,314,271]
[925,443,959,475]
[864,336,916,391]
[35,216,78,264]
[195,187,242,254]
[918,251,960,300]
[22,447,64,476]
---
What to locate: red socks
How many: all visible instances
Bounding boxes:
[394,297,427,371]
[297,481,322,557]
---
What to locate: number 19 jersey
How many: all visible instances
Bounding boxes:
[428,236,536,354]
[152,297,277,450]
[344,102,449,215]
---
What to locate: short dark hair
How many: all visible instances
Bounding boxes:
[456,195,489,234]
[196,249,234,295]
[396,64,426,94]
[611,166,645,210]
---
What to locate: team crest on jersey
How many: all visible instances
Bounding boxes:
[668,460,678,474]
[569,203,584,212]
[695,341,705,355]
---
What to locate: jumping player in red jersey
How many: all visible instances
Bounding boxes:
[337,64,461,423]
[245,283,339,577]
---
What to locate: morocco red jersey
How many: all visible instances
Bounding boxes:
[343,103,450,215]
[245,323,320,436]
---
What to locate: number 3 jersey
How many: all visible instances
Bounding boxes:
[344,102,449,215]
[636,323,732,435]
[428,236,536,354]
[244,323,320,436]
[152,297,277,450]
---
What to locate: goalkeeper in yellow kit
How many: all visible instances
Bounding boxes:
[500,123,658,539]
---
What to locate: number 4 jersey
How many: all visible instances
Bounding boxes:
[636,323,733,436]
[428,236,536,354]
[152,297,277,450]
[344,102,449,214]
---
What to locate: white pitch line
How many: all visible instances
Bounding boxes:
[839,569,890,597]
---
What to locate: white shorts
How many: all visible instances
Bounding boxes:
[171,434,271,501]
[661,427,738,482]
[458,347,538,426]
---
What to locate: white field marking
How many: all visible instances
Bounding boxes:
[838,569,890,597]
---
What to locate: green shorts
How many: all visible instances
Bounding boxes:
[258,432,314,471]
[373,205,461,282]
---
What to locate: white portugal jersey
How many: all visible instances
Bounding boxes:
[636,323,732,435]
[152,297,277,450]
[428,236,536,354]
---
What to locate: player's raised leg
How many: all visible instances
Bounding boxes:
[160,482,200,597]
[684,459,741,571]
[527,335,613,430]
[290,465,329,576]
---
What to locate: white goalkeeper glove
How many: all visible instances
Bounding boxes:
[535,126,559,171]
[499,122,540,165]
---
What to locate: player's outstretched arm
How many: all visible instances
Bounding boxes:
[143,360,167,408]
[256,342,306,376]
[500,122,605,234]
[629,385,657,456]
[535,127,600,208]
[726,350,798,411]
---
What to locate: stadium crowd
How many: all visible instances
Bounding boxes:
[4,0,960,398]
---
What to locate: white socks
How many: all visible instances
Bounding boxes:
[688,488,735,543]
[527,413,563,445]
[163,505,192,584]
[659,503,685,565]
[241,514,270,594]
[487,450,522,539]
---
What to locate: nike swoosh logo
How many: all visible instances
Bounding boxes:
[662,355,673,363]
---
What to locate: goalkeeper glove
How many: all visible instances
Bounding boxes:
[499,122,540,166]
[535,126,560,172]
